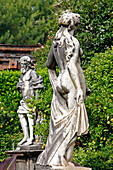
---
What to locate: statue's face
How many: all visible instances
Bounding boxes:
[74,14,81,27]
[68,13,81,31]
[20,61,29,74]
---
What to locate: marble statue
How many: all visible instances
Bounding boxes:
[36,11,90,169]
[17,56,44,147]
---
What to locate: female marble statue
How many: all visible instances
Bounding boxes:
[37,11,90,169]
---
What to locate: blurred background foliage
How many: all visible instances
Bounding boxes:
[0,0,113,169]
[0,0,112,63]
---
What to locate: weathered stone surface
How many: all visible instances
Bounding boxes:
[19,142,43,150]
[36,11,90,168]
[6,150,42,170]
[36,164,92,170]
[16,56,44,147]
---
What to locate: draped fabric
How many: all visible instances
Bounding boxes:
[37,65,89,167]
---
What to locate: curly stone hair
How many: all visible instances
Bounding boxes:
[58,11,80,30]
[20,56,36,70]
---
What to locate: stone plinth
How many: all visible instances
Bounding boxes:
[6,150,42,170]
[36,164,92,170]
[17,142,43,151]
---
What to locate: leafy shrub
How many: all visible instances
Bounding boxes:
[78,47,113,148]
[32,31,54,68]
[73,145,113,170]
[0,70,22,161]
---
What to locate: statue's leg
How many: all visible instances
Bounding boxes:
[18,114,29,145]
[23,114,34,145]
[65,135,77,163]
[66,89,77,162]
[28,114,34,141]
[65,142,74,162]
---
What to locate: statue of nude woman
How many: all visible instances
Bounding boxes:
[37,11,90,169]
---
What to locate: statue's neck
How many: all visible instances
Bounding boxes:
[61,26,74,36]
[69,30,74,35]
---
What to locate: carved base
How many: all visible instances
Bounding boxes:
[36,165,92,170]
[19,143,43,150]
[17,142,43,151]
[6,150,42,170]
[36,163,92,170]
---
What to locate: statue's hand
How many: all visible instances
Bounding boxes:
[77,89,83,106]
[17,82,24,88]
[17,82,24,94]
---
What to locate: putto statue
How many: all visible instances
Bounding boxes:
[17,56,44,147]
[37,11,90,169]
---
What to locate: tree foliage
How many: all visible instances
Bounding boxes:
[0,0,56,44]
[59,0,113,63]
[0,0,112,62]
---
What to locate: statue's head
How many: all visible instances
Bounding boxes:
[20,56,34,74]
[58,11,81,31]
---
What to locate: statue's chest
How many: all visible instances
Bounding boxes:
[22,70,31,82]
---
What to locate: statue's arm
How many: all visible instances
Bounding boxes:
[16,75,23,94]
[30,70,44,90]
[79,48,91,97]
[46,45,57,92]
[68,42,83,105]
[46,44,56,69]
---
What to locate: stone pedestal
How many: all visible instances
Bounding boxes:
[36,164,92,170]
[6,150,42,170]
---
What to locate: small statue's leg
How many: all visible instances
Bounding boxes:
[18,114,29,145]
[28,114,34,142]
[23,114,34,145]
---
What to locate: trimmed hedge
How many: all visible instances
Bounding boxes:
[73,145,113,170]
[83,47,113,148]
[0,70,22,161]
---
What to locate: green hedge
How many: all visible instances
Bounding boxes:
[83,47,113,148]
[0,70,22,161]
[73,145,113,170]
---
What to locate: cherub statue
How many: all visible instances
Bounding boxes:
[17,56,44,146]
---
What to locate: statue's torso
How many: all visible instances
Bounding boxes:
[21,69,34,98]
[53,35,86,98]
